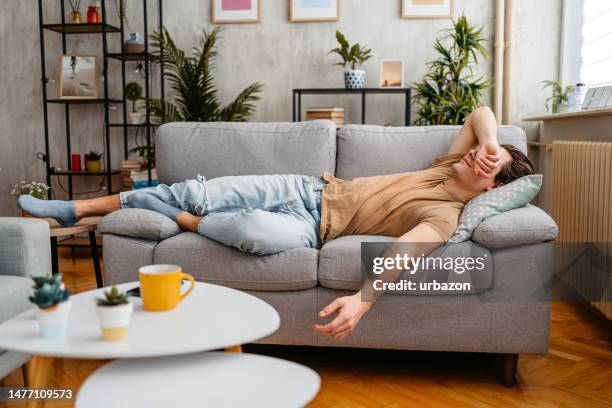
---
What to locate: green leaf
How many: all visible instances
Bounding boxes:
[412,14,490,125]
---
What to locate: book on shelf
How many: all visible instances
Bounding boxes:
[306,107,345,112]
[305,107,345,127]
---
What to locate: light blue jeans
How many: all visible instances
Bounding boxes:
[120,174,323,255]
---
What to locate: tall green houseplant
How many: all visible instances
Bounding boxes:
[413,15,490,126]
[146,27,263,123]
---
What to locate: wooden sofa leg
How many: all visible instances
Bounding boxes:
[503,353,518,387]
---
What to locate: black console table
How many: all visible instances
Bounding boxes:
[292,88,412,126]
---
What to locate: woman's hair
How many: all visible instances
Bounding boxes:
[495,144,535,185]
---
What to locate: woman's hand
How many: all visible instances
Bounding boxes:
[313,292,373,340]
[474,142,501,178]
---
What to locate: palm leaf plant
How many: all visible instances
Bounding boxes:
[412,14,490,126]
[145,27,263,124]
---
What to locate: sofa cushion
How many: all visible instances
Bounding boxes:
[99,209,182,241]
[336,125,526,179]
[473,204,558,248]
[154,232,318,291]
[450,175,543,243]
[318,236,493,293]
[0,218,51,278]
[157,121,337,184]
[0,276,33,324]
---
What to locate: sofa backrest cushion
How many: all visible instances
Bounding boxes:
[156,121,337,184]
[336,125,528,179]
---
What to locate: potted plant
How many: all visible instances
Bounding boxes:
[413,15,490,125]
[543,80,575,114]
[29,274,71,338]
[96,286,133,342]
[86,151,103,172]
[11,181,50,216]
[125,82,144,124]
[329,31,372,89]
[145,27,263,123]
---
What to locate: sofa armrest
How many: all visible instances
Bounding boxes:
[472,204,558,248]
[99,209,182,241]
[0,218,51,278]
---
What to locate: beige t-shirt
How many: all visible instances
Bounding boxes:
[320,153,465,243]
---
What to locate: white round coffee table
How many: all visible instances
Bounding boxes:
[76,352,320,408]
[0,282,280,359]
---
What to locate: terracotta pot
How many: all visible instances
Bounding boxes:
[21,210,32,218]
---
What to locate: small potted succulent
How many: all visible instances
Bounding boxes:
[11,181,50,216]
[543,80,575,114]
[329,31,373,89]
[86,151,103,172]
[125,82,145,124]
[29,274,71,338]
[96,286,133,342]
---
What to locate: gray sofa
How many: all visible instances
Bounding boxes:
[0,218,51,379]
[100,121,558,386]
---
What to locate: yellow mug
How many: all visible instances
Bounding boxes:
[139,265,195,312]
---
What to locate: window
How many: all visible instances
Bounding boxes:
[561,0,612,86]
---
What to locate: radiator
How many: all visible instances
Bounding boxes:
[552,141,612,321]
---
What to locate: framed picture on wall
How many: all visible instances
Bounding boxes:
[401,0,454,19]
[212,0,260,23]
[379,59,405,88]
[290,0,340,22]
[59,55,98,99]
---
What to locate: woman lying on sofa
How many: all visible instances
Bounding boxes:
[19,106,534,340]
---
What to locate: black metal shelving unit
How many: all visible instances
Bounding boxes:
[292,88,412,126]
[37,0,164,201]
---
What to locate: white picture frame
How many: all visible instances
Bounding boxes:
[401,0,454,19]
[59,55,98,99]
[582,88,595,110]
[590,87,608,109]
[289,0,339,22]
[379,59,405,89]
[212,0,260,24]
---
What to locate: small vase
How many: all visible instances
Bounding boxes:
[86,160,102,172]
[124,32,145,54]
[35,301,72,338]
[96,301,133,342]
[70,10,82,24]
[553,103,568,114]
[344,70,366,89]
[128,112,145,125]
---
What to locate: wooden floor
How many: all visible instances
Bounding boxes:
[1,248,611,408]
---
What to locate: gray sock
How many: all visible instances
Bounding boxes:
[124,194,183,221]
[18,195,77,227]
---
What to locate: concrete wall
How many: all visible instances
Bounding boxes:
[0,0,562,215]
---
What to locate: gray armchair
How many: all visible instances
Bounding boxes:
[0,218,51,379]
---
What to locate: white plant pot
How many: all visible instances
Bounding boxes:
[344,69,366,89]
[128,112,145,125]
[96,301,133,342]
[556,103,568,114]
[35,300,72,338]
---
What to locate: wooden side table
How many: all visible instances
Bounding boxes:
[47,217,103,288]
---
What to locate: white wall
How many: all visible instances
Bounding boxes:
[0,0,562,215]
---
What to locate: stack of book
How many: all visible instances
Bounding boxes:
[131,169,159,190]
[306,107,345,128]
[121,160,159,190]
[121,160,144,191]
